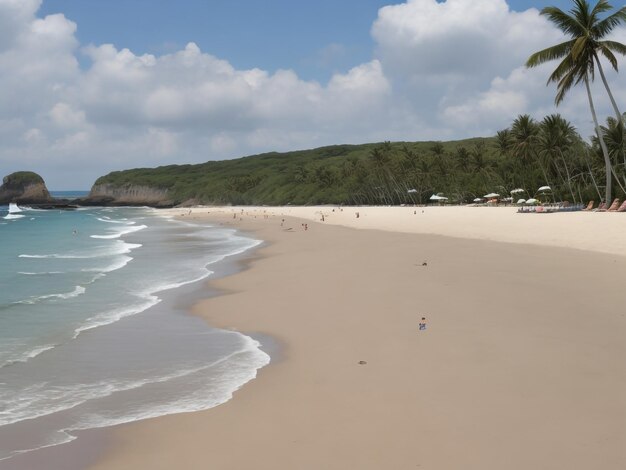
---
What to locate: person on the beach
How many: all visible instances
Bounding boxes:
[419,317,427,331]
[305,223,308,231]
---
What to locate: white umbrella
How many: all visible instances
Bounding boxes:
[516,198,526,204]
[525,198,538,204]
[473,198,483,202]
[502,197,513,202]
[510,188,525,194]
[484,193,500,198]
[430,194,448,201]
[407,189,417,193]
[537,185,551,192]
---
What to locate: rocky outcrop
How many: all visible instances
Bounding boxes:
[0,172,53,204]
[80,183,175,207]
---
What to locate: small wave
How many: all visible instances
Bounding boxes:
[4,213,25,220]
[0,430,77,463]
[90,224,147,239]
[19,241,142,259]
[18,271,65,275]
[96,217,135,225]
[70,335,270,431]
[16,286,86,305]
[0,344,57,369]
[0,360,216,427]
[0,336,269,430]
[73,295,161,337]
[81,255,133,274]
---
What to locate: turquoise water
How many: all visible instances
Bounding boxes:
[0,204,268,462]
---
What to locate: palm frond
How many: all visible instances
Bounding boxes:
[597,46,618,70]
[601,39,626,56]
[541,7,585,36]
[592,7,626,38]
[555,69,577,105]
[526,40,574,67]
[590,0,614,20]
[548,55,574,83]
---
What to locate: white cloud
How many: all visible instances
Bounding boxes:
[0,0,626,189]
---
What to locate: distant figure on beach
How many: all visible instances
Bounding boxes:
[321,214,325,222]
[305,223,308,231]
[419,317,427,331]
[356,212,360,218]
[72,229,77,235]
[233,213,236,219]
[281,218,285,226]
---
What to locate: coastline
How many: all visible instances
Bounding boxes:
[0,210,270,470]
[90,207,626,470]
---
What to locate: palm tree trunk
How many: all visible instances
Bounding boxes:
[584,148,603,200]
[585,74,612,204]
[558,150,577,202]
[595,54,622,121]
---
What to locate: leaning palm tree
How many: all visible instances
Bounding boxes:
[526,0,626,204]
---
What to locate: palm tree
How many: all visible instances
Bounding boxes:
[599,114,626,193]
[526,0,626,204]
[537,114,578,201]
[510,114,552,187]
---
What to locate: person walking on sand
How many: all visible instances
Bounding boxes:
[419,317,427,331]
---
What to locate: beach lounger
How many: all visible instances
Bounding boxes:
[606,198,621,212]
[616,200,626,212]
[582,200,594,211]
[594,201,607,212]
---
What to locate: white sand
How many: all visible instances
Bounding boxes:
[200,205,626,256]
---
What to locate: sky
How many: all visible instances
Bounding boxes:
[1,0,625,189]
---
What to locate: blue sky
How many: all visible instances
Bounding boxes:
[39,0,574,82]
[2,0,625,188]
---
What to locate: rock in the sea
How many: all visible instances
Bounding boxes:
[0,172,53,204]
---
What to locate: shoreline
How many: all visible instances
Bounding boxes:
[90,207,626,470]
[0,212,272,470]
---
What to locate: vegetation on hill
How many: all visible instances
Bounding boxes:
[93,118,620,206]
[2,171,45,188]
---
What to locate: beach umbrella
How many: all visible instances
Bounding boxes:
[510,188,525,194]
[483,193,500,198]
[525,198,538,204]
[502,197,513,202]
[407,189,417,193]
[537,185,551,192]
[517,198,526,204]
[473,198,483,202]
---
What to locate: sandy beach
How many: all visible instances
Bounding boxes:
[84,206,626,470]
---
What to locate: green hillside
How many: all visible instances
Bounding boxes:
[94,130,606,206]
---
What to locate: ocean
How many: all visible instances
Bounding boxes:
[0,202,269,462]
